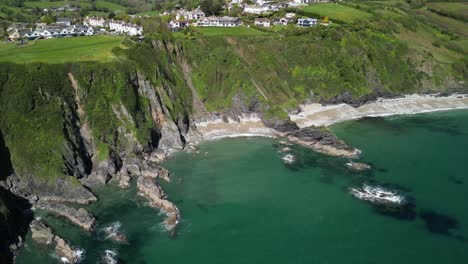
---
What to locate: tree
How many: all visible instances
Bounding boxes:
[40,15,54,25]
[200,0,223,16]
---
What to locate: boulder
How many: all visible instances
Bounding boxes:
[37,202,95,231]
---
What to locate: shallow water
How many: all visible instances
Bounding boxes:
[16,110,468,264]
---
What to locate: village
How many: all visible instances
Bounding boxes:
[3,0,333,42]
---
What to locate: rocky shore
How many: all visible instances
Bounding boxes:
[35,202,96,231]
[136,175,180,231]
[30,219,81,263]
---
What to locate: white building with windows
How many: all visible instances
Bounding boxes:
[84,16,106,27]
[197,16,240,27]
[108,20,143,35]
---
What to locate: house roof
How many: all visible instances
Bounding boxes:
[255,18,270,22]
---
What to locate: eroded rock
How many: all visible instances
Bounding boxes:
[36,202,95,231]
[288,127,361,159]
[30,220,80,263]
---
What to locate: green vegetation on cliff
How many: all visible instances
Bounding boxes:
[0,1,467,184]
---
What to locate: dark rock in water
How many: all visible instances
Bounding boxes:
[288,127,361,158]
[36,202,96,231]
[420,210,460,236]
[262,118,300,133]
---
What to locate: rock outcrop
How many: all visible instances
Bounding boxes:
[30,220,80,264]
[288,127,361,159]
[136,176,180,231]
[116,156,171,188]
[36,202,95,231]
[1,174,97,205]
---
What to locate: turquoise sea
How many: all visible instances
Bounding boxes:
[16,110,468,264]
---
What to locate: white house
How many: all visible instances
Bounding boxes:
[243,5,270,14]
[273,18,288,26]
[197,16,240,27]
[254,18,271,27]
[84,16,106,27]
[297,18,318,27]
[169,20,189,30]
[108,20,143,35]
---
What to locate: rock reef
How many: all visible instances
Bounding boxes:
[136,175,180,231]
[30,220,80,263]
[36,202,95,231]
[288,127,361,159]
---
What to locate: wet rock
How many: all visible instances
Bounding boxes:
[100,222,128,244]
[136,176,180,231]
[37,202,96,231]
[262,118,300,133]
[30,220,55,245]
[30,220,80,263]
[346,162,372,171]
[288,127,361,159]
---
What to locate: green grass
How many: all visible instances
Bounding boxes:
[23,1,91,9]
[195,26,267,36]
[95,0,126,12]
[416,9,468,37]
[300,3,372,23]
[427,2,468,22]
[0,36,124,64]
[135,10,160,17]
[86,11,109,17]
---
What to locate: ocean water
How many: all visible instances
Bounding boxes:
[16,110,468,264]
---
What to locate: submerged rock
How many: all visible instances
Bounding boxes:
[288,127,361,159]
[36,202,95,231]
[100,222,128,244]
[346,162,372,171]
[30,220,81,263]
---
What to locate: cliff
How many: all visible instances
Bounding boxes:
[0,14,467,261]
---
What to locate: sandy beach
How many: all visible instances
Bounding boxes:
[193,94,468,139]
[290,94,468,128]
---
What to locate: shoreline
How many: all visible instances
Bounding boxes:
[290,94,468,128]
[192,94,468,141]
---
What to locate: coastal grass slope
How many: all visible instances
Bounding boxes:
[0,36,124,63]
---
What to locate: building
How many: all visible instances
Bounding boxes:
[243,5,270,14]
[273,18,289,26]
[108,20,143,35]
[84,16,106,27]
[56,17,71,26]
[254,18,271,27]
[169,20,189,30]
[176,8,206,20]
[297,18,318,27]
[197,16,240,27]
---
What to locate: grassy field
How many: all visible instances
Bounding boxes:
[24,1,91,9]
[195,26,267,36]
[0,36,123,64]
[416,9,468,37]
[135,10,160,17]
[95,0,126,12]
[300,3,372,23]
[427,2,468,22]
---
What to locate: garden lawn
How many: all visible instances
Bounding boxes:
[0,36,124,64]
[301,3,372,23]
